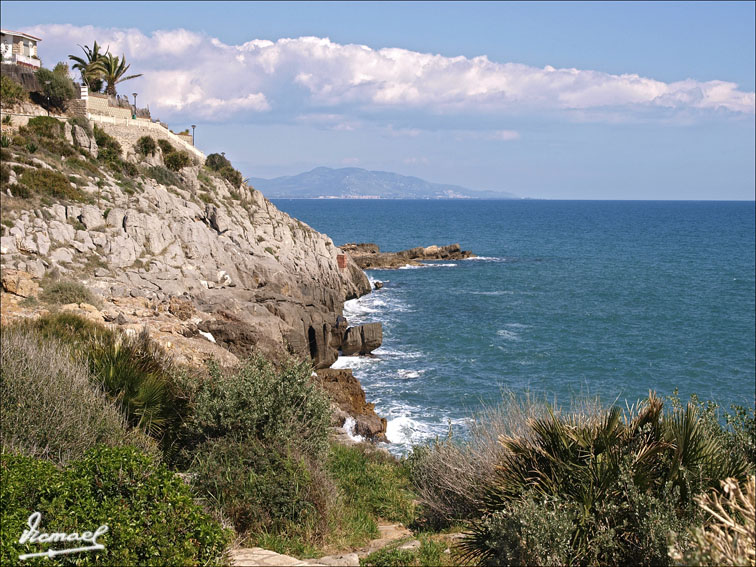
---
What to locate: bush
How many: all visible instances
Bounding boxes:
[144,165,181,188]
[157,138,175,155]
[205,153,243,187]
[26,116,62,138]
[19,168,89,202]
[458,393,750,566]
[0,327,155,464]
[205,153,232,171]
[0,163,9,185]
[135,135,156,156]
[1,446,230,566]
[12,313,182,443]
[178,354,331,464]
[407,392,553,528]
[670,475,755,566]
[164,150,191,171]
[67,115,92,136]
[0,75,27,106]
[39,279,100,306]
[219,165,243,187]
[93,124,121,155]
[35,67,76,109]
[192,436,331,536]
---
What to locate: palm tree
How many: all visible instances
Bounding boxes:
[68,41,107,93]
[97,52,142,96]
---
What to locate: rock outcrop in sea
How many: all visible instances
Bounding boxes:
[341,242,474,269]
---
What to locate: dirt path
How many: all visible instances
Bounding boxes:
[228,521,413,567]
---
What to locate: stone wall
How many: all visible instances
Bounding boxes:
[91,116,206,161]
[87,94,132,119]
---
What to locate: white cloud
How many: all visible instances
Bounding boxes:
[25,24,755,123]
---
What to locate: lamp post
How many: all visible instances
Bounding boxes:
[44,80,51,116]
[132,92,138,119]
[191,124,196,146]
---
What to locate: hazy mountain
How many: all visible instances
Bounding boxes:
[248,167,517,199]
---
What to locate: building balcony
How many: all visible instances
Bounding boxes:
[8,53,40,68]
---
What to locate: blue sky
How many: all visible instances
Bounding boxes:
[2,1,754,199]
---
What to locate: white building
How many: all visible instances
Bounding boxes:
[0,29,41,68]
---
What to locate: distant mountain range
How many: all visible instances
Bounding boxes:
[247,167,517,199]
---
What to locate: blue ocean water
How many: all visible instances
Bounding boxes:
[274,200,756,452]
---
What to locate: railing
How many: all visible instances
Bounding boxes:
[9,53,40,68]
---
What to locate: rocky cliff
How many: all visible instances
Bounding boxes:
[0,113,377,376]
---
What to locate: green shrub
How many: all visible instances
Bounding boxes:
[135,135,156,156]
[164,150,191,171]
[0,327,155,464]
[458,393,749,566]
[219,165,243,187]
[178,354,331,464]
[0,446,230,566]
[67,115,92,136]
[93,124,121,155]
[205,153,232,171]
[205,153,243,187]
[0,75,27,106]
[25,141,37,153]
[0,163,9,185]
[35,67,76,109]
[192,436,331,536]
[7,183,31,198]
[19,168,89,202]
[144,165,180,188]
[39,279,100,306]
[10,313,182,443]
[0,134,10,148]
[157,138,175,155]
[26,116,63,138]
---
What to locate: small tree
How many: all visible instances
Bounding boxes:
[35,67,76,110]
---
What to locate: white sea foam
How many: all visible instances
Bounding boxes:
[397,368,425,379]
[386,416,431,444]
[331,355,379,370]
[496,329,520,341]
[342,416,366,443]
[464,256,508,262]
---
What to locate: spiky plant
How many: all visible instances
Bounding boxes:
[460,393,750,566]
[88,329,174,436]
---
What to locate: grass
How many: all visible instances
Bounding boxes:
[360,535,464,567]
[39,279,101,307]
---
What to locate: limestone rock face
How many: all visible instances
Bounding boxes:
[1,116,385,439]
[71,124,98,157]
[1,269,39,298]
[340,323,383,355]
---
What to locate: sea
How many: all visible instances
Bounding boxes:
[272,199,756,454]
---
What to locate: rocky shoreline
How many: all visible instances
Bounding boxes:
[340,242,474,270]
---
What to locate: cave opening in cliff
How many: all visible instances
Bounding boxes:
[308,326,318,361]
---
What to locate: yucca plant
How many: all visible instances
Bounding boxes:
[461,393,750,566]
